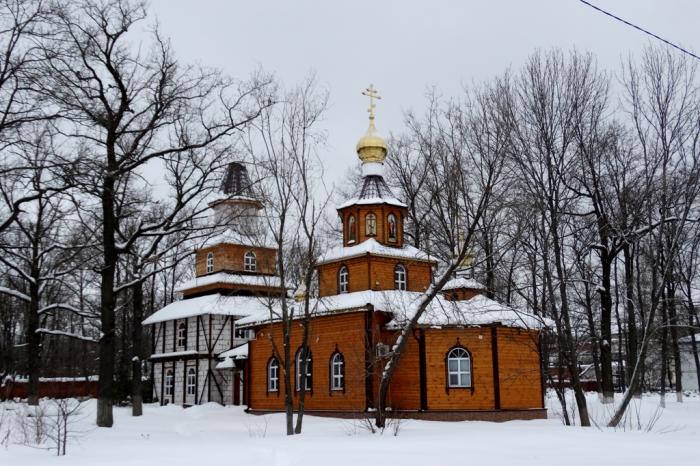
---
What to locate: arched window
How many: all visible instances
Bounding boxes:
[365,213,377,236]
[394,264,407,291]
[338,266,349,294]
[447,347,472,388]
[347,215,356,243]
[268,357,279,392]
[206,252,214,273]
[186,367,196,395]
[295,347,312,392]
[165,369,174,396]
[330,352,344,391]
[177,322,187,347]
[244,251,257,272]
[387,213,397,242]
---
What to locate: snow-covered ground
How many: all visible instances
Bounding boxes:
[1,392,697,465]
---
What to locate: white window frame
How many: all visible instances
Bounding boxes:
[339,266,349,294]
[331,352,344,391]
[165,369,174,396]
[244,251,257,272]
[235,327,251,340]
[447,347,472,388]
[394,264,407,291]
[268,358,279,392]
[177,322,187,348]
[295,349,312,392]
[186,367,196,395]
[206,252,214,273]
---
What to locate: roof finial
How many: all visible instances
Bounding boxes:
[362,84,381,123]
[356,84,387,165]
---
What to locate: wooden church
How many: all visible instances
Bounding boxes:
[143,86,547,421]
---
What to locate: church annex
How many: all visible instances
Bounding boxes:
[143,86,547,421]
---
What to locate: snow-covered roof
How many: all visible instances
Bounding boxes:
[198,228,277,250]
[176,272,283,293]
[442,277,486,292]
[149,350,201,360]
[317,238,434,265]
[336,174,407,210]
[337,196,407,210]
[142,293,271,325]
[237,290,548,330]
[216,344,249,369]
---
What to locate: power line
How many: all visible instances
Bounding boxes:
[579,0,700,61]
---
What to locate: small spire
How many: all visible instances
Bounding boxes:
[356,84,387,165]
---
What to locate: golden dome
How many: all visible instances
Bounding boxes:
[356,120,387,164]
[356,84,387,164]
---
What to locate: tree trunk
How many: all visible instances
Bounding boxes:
[658,291,668,409]
[97,174,117,428]
[26,281,41,406]
[623,245,639,396]
[132,281,144,416]
[667,286,682,402]
[599,254,615,403]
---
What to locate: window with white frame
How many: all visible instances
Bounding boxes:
[295,348,312,391]
[394,264,407,291]
[331,352,344,391]
[244,251,257,272]
[338,266,349,294]
[447,347,472,388]
[268,357,279,392]
[177,322,187,348]
[186,367,196,395]
[206,252,214,273]
[165,369,174,396]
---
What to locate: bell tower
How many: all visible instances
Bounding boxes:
[316,86,435,297]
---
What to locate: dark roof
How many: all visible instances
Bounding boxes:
[220,162,253,197]
[356,175,396,199]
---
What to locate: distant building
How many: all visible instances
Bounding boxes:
[142,162,283,406]
[680,333,700,392]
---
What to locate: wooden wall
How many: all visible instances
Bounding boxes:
[195,244,277,276]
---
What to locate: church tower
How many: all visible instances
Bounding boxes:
[317,85,435,297]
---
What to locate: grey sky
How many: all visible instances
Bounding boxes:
[148,0,699,187]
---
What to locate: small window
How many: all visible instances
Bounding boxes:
[165,369,174,396]
[206,252,214,273]
[177,322,187,348]
[235,327,251,340]
[296,348,312,392]
[447,347,472,388]
[388,213,398,242]
[268,357,279,392]
[338,266,349,294]
[330,352,344,391]
[394,264,407,291]
[186,367,196,395]
[365,213,377,236]
[244,251,257,272]
[347,215,356,243]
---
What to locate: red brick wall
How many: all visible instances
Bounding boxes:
[496,328,543,409]
[318,257,433,297]
[195,244,276,276]
[338,204,406,247]
[248,312,368,412]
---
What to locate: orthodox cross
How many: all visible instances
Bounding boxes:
[362,84,381,120]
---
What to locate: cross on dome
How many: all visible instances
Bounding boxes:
[362,84,381,121]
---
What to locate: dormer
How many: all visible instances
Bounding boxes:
[442,277,486,301]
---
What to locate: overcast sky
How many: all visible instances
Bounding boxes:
[147,0,699,188]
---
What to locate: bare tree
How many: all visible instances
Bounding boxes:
[375,79,512,428]
[246,75,328,435]
[35,0,272,426]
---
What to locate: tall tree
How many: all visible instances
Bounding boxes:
[36,0,272,427]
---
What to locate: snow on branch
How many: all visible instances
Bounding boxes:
[35,328,99,343]
[38,303,98,319]
[0,286,30,302]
